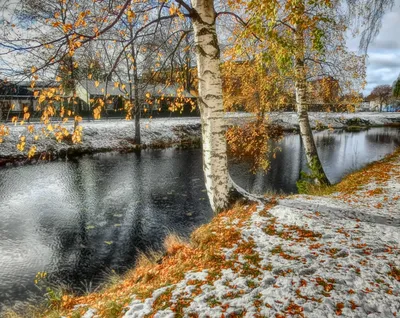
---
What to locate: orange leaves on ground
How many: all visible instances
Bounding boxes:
[315,277,335,293]
[57,204,267,317]
[271,245,300,261]
[388,265,400,281]
[335,302,344,315]
[263,214,321,244]
[365,188,384,196]
[284,301,305,317]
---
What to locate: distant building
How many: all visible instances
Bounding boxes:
[76,80,196,112]
[0,79,197,121]
[0,80,60,120]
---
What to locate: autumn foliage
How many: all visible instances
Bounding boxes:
[226,119,283,172]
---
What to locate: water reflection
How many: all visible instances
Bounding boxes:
[0,149,211,311]
[230,127,400,194]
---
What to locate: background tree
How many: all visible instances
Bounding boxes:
[234,0,365,186]
[368,84,392,111]
[393,75,400,99]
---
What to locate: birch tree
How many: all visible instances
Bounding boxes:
[235,0,366,186]
[181,0,232,211]
[1,0,235,212]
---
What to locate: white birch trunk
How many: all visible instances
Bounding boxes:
[191,0,230,212]
[295,24,330,185]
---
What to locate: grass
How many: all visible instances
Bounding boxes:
[25,202,268,318]
[301,146,400,196]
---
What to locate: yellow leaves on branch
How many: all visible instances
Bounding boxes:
[23,106,31,122]
[124,100,133,120]
[28,145,37,159]
[72,126,83,144]
[62,23,73,34]
[0,125,10,143]
[226,120,283,173]
[126,9,136,23]
[93,106,102,120]
[168,4,184,18]
[27,125,35,134]
[17,136,26,152]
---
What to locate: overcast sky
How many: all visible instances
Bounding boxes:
[347,0,400,95]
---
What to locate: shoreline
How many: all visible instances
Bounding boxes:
[1,112,399,166]
[4,146,400,318]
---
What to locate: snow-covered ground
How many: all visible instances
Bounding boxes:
[1,112,399,160]
[0,117,201,160]
[77,150,400,318]
[266,111,400,130]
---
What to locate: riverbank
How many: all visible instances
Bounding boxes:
[9,147,398,318]
[0,112,399,164]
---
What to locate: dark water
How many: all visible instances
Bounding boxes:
[0,149,212,311]
[230,127,400,194]
[0,127,399,311]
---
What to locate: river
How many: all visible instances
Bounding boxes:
[0,127,399,311]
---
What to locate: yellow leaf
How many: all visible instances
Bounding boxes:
[38,95,46,104]
[28,145,37,158]
[95,81,99,87]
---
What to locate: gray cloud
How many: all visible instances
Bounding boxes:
[367,52,400,70]
[347,0,400,94]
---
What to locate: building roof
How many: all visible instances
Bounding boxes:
[79,80,127,97]
[79,80,195,99]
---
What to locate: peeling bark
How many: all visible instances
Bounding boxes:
[191,0,231,212]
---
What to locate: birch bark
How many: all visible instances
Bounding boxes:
[294,23,330,185]
[191,0,231,212]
